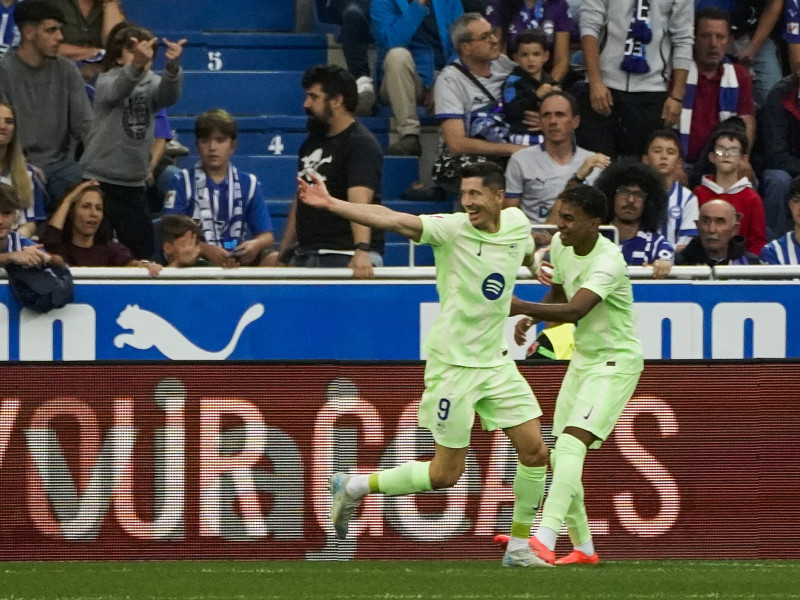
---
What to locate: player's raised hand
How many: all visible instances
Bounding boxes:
[130,36,155,70]
[163,38,187,62]
[297,173,332,209]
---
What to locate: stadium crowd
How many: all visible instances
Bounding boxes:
[3,0,800,276]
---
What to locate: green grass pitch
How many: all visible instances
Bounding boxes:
[0,560,798,599]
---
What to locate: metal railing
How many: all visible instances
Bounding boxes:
[2,264,800,281]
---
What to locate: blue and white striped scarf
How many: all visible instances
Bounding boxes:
[620,0,652,74]
[678,61,739,156]
[192,164,245,251]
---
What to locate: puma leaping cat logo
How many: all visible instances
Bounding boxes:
[113,303,265,360]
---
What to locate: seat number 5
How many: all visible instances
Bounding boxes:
[207,51,223,71]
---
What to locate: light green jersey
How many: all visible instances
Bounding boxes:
[418,207,535,367]
[549,232,644,372]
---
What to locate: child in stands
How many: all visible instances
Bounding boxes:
[693,127,766,255]
[157,214,213,267]
[79,23,184,259]
[502,29,559,145]
[163,109,274,267]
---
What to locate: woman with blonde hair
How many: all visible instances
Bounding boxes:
[0,101,46,238]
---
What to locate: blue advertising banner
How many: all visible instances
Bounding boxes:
[0,278,796,361]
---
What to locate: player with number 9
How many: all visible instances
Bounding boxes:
[298,161,553,568]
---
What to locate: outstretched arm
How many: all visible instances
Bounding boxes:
[297,174,423,242]
[511,285,601,323]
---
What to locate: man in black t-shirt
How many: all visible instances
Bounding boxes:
[273,64,384,278]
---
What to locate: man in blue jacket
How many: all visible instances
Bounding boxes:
[371,0,463,156]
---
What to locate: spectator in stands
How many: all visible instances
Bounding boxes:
[52,0,124,82]
[0,102,47,238]
[41,179,161,274]
[693,127,767,254]
[96,21,185,216]
[80,23,184,260]
[577,0,694,158]
[157,214,213,268]
[504,90,608,226]
[0,1,20,58]
[642,129,698,252]
[725,0,785,108]
[595,158,674,278]
[485,0,578,84]
[675,198,761,265]
[316,0,376,116]
[761,175,800,263]
[0,182,60,267]
[0,0,93,208]
[758,71,800,240]
[501,29,558,142]
[146,109,183,214]
[164,109,275,268]
[52,0,123,62]
[372,0,463,156]
[432,13,525,191]
[274,65,383,277]
[679,8,756,170]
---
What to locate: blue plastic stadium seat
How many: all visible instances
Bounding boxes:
[170,71,305,116]
[382,242,434,266]
[123,0,295,33]
[153,33,327,72]
[171,115,392,154]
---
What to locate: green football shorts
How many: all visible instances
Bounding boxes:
[552,360,642,449]
[418,354,543,448]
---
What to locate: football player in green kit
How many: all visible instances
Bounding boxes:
[297,161,552,567]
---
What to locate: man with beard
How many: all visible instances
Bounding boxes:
[273,64,383,278]
[594,158,674,278]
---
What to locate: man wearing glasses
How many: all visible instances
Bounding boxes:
[433,13,528,185]
[371,0,463,156]
[693,127,766,255]
[594,159,674,278]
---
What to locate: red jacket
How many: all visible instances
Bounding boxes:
[693,175,767,254]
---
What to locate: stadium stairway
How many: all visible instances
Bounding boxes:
[126,0,442,265]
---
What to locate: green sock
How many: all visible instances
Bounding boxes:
[550,448,592,546]
[510,462,547,539]
[540,434,587,534]
[376,460,433,495]
[564,485,592,547]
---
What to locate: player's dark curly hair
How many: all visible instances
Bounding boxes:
[557,183,608,220]
[301,64,358,114]
[594,158,667,233]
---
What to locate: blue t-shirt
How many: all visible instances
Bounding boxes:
[785,0,800,43]
[164,165,273,250]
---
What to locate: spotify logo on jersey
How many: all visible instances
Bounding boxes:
[482,273,506,300]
